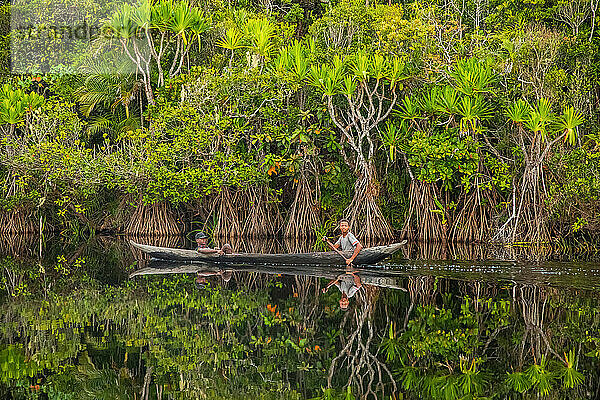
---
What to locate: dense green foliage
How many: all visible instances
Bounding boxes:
[1,0,600,242]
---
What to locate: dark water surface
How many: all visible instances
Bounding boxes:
[1,236,600,399]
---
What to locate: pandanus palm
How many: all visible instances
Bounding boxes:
[279,44,411,238]
[457,94,493,135]
[559,349,585,389]
[395,95,422,128]
[105,0,212,104]
[189,8,211,53]
[0,85,45,137]
[436,86,460,122]
[244,17,276,70]
[378,120,405,162]
[217,27,244,69]
[168,1,194,44]
[300,49,409,239]
[555,106,584,146]
[107,4,137,40]
[449,57,496,96]
[497,98,584,243]
[446,57,498,242]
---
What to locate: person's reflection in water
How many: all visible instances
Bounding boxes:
[195,270,233,289]
[322,269,363,310]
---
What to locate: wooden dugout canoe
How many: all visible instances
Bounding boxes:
[130,240,407,265]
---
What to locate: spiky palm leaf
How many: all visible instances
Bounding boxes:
[506,99,530,124]
[245,17,276,58]
[457,95,493,133]
[168,1,194,44]
[505,372,531,393]
[437,86,460,115]
[449,57,496,96]
[555,106,584,146]
[150,0,173,30]
[106,4,137,39]
[524,98,553,139]
[559,349,585,388]
[395,95,421,121]
[217,27,244,52]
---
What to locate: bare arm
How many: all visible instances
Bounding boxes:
[322,277,341,293]
[348,242,363,263]
[352,272,362,288]
[196,271,219,277]
[197,247,221,254]
[323,237,341,250]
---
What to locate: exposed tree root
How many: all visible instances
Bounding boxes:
[293,275,321,335]
[0,208,38,234]
[345,166,393,240]
[0,233,37,257]
[495,122,562,244]
[407,275,438,306]
[495,163,551,244]
[209,187,243,239]
[284,172,321,239]
[513,284,560,369]
[401,180,447,242]
[208,186,281,239]
[451,171,499,243]
[125,201,182,236]
[241,186,281,238]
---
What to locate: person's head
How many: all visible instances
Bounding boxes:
[220,270,233,282]
[339,218,350,234]
[339,293,349,310]
[195,231,208,246]
[195,273,207,289]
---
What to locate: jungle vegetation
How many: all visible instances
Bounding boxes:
[1,0,600,243]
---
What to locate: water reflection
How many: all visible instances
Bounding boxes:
[0,236,600,399]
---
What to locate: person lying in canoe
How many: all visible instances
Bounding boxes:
[322,270,363,310]
[195,231,233,255]
[322,218,363,266]
[196,269,233,289]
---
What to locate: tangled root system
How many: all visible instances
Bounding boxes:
[209,186,281,239]
[401,180,446,242]
[345,169,393,240]
[451,160,499,243]
[125,201,182,236]
[284,173,321,239]
[0,208,37,234]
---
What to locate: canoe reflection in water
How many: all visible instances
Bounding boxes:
[131,261,407,293]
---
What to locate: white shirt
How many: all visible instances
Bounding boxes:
[335,232,359,252]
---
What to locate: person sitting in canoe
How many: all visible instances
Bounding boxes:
[322,218,363,266]
[322,270,363,310]
[195,231,233,255]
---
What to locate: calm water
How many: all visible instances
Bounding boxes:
[1,236,599,399]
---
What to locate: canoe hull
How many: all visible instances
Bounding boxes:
[130,241,406,265]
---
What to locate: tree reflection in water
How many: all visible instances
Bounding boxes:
[0,237,599,399]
